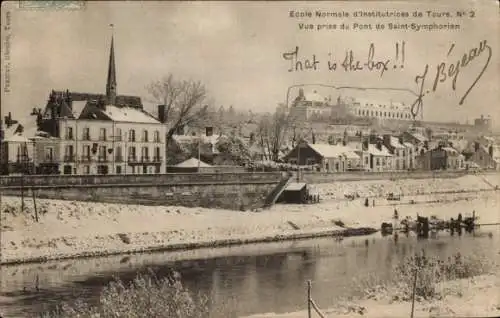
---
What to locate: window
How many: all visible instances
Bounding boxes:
[82,145,90,161]
[83,165,90,174]
[143,166,148,174]
[83,127,90,140]
[98,146,107,161]
[115,146,123,161]
[63,165,72,175]
[115,128,122,141]
[142,130,149,142]
[155,165,160,173]
[364,157,369,165]
[99,128,107,141]
[116,166,122,174]
[64,145,74,161]
[376,158,380,166]
[129,129,136,142]
[141,147,149,161]
[128,146,136,161]
[97,165,109,175]
[44,147,54,161]
[154,130,160,142]
[65,127,73,140]
[154,147,161,161]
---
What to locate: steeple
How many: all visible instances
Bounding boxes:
[106,24,117,105]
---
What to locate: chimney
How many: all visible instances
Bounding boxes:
[474,141,479,152]
[205,126,213,137]
[158,105,166,123]
[398,136,404,144]
[488,145,493,157]
[376,140,382,151]
[362,139,369,151]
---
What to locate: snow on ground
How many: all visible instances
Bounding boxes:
[315,174,498,200]
[1,174,499,264]
[242,273,500,318]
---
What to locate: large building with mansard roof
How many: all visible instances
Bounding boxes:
[34,32,167,175]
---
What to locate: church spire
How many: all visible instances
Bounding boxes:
[106,24,117,105]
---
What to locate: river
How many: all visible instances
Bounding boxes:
[1,199,499,318]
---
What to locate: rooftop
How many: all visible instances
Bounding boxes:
[102,105,160,124]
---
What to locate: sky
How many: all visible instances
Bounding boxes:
[1,0,499,128]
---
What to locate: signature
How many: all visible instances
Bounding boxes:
[410,40,492,118]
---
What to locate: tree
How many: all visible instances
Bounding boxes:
[256,111,292,161]
[148,74,209,145]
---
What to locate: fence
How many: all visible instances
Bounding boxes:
[306,280,326,318]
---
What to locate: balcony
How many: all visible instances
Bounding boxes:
[81,155,91,162]
[98,136,107,141]
[128,156,137,163]
[97,156,108,162]
[152,156,163,163]
[115,156,124,162]
[64,155,75,162]
[141,156,150,163]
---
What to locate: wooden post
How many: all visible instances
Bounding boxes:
[410,267,418,318]
[31,188,38,222]
[307,280,312,318]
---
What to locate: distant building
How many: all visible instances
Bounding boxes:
[474,115,492,131]
[417,146,464,171]
[283,140,360,172]
[287,89,413,122]
[469,141,500,170]
[35,32,166,175]
[336,96,414,121]
[288,89,334,121]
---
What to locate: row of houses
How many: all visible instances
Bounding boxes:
[280,131,500,172]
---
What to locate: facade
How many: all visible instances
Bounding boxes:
[469,142,500,170]
[365,143,393,172]
[33,32,167,175]
[336,96,414,121]
[287,88,413,122]
[54,109,166,175]
[417,146,464,171]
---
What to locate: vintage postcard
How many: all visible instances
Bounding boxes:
[0,1,499,317]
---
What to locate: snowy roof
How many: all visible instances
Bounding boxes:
[442,147,461,155]
[285,182,307,191]
[367,144,392,157]
[72,101,87,118]
[389,136,405,149]
[175,157,212,168]
[4,133,32,143]
[308,143,360,159]
[103,105,160,124]
[409,132,428,142]
[304,92,326,103]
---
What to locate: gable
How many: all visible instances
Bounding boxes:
[78,102,112,121]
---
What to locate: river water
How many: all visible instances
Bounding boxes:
[1,203,499,317]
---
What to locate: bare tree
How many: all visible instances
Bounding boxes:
[148,74,209,145]
[256,111,293,161]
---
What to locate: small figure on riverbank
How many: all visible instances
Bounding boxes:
[393,209,399,220]
[364,198,369,207]
[372,199,375,207]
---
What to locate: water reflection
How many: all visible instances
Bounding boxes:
[1,229,498,318]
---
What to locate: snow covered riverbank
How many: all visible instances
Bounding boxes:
[243,273,500,318]
[1,174,498,265]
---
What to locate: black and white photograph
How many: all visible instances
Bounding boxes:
[0,0,499,317]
